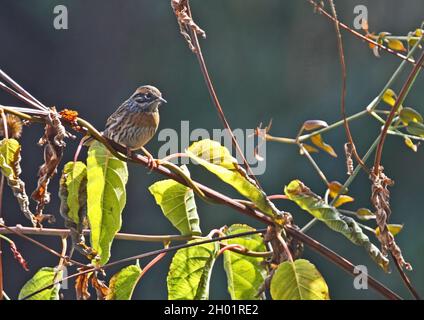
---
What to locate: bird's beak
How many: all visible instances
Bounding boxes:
[158,97,167,104]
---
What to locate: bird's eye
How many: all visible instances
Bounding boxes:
[145,93,152,99]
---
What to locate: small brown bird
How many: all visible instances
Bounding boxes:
[102,85,167,166]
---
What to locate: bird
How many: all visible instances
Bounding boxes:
[101,85,167,168]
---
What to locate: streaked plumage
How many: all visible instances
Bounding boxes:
[103,85,166,150]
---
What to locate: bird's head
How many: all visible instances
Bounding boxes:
[130,85,167,112]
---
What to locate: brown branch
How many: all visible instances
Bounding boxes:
[327,0,369,174]
[307,0,422,68]
[391,252,421,300]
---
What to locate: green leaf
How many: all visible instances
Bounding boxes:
[107,263,143,300]
[0,138,33,222]
[167,241,218,300]
[149,166,201,236]
[399,107,423,125]
[223,224,267,300]
[59,161,87,225]
[186,139,280,218]
[406,121,424,137]
[285,180,389,272]
[87,141,128,265]
[270,259,329,300]
[18,267,62,300]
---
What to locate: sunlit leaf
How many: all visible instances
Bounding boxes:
[406,121,424,137]
[404,137,418,152]
[399,107,423,125]
[167,241,218,300]
[149,166,201,236]
[327,181,346,198]
[376,224,403,237]
[356,208,375,220]
[310,134,337,157]
[333,195,355,208]
[270,259,329,300]
[303,120,328,131]
[186,139,280,218]
[18,267,62,300]
[387,39,407,52]
[222,224,267,300]
[382,89,397,107]
[87,141,128,265]
[300,143,319,154]
[107,263,142,300]
[285,180,389,272]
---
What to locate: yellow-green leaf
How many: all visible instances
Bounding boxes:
[406,121,424,137]
[167,241,218,300]
[149,166,201,236]
[285,180,389,272]
[382,89,397,107]
[404,137,418,152]
[356,208,375,220]
[333,195,354,208]
[376,224,403,237]
[87,141,128,265]
[18,267,62,300]
[270,259,329,300]
[223,224,267,300]
[400,107,423,125]
[387,39,406,52]
[107,263,142,300]
[186,139,280,218]
[310,134,337,157]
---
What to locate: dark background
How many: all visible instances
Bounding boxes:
[0,0,423,300]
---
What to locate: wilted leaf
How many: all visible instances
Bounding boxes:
[75,272,91,300]
[107,264,142,300]
[333,195,355,208]
[310,134,337,157]
[404,137,418,152]
[406,121,424,137]
[270,259,329,300]
[376,224,403,237]
[400,107,423,125]
[167,241,218,300]
[149,166,201,236]
[382,89,397,108]
[222,224,267,300]
[0,114,23,139]
[19,267,62,300]
[0,138,34,223]
[91,274,110,300]
[285,180,389,271]
[186,139,280,218]
[87,141,128,265]
[387,39,407,52]
[303,120,328,131]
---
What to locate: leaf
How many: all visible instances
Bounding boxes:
[75,273,91,300]
[186,139,280,218]
[376,224,403,237]
[167,241,218,300]
[327,181,346,198]
[87,141,128,265]
[222,224,267,300]
[310,134,337,157]
[404,137,418,152]
[59,161,87,227]
[382,89,397,107]
[387,39,407,52]
[333,195,355,208]
[270,259,329,300]
[302,120,328,131]
[285,180,389,272]
[356,208,376,220]
[0,138,34,223]
[300,143,319,154]
[406,121,424,137]
[18,267,62,300]
[107,264,143,300]
[400,107,423,125]
[149,166,201,236]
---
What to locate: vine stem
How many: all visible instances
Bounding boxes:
[0,109,8,301]
[186,2,262,189]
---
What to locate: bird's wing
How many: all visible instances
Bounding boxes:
[105,100,129,131]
